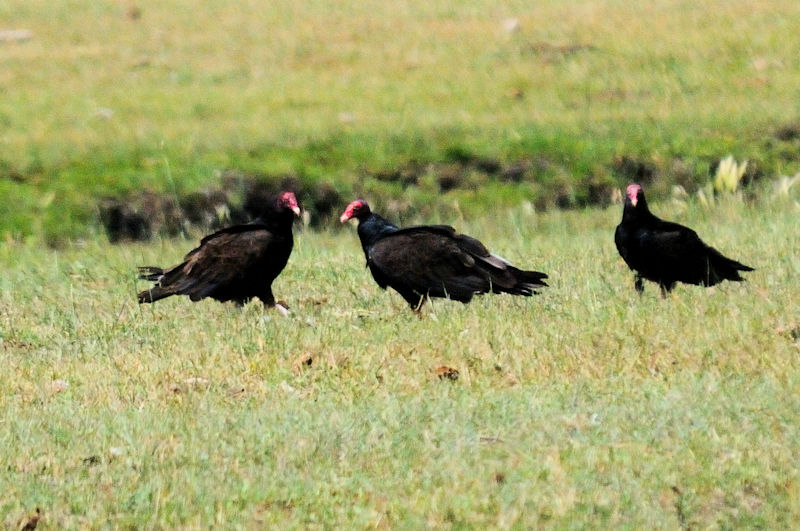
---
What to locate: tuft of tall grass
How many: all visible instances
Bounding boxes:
[713,155,748,194]
[697,155,748,206]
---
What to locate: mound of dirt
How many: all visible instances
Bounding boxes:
[99,172,341,242]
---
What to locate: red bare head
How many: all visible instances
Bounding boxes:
[278,191,301,216]
[340,199,371,223]
[626,184,643,207]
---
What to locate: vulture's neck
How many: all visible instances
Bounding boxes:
[357,213,399,247]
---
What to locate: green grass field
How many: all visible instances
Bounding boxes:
[3,0,800,527]
[2,192,799,527]
[2,0,800,241]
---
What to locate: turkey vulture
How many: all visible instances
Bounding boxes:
[137,191,301,313]
[340,199,548,311]
[614,183,754,296]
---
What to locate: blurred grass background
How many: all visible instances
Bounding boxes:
[2,0,800,241]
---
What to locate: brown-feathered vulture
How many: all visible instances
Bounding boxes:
[614,183,754,296]
[340,199,548,311]
[137,191,300,314]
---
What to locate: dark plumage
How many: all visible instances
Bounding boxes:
[340,199,548,311]
[137,191,300,312]
[614,183,754,296]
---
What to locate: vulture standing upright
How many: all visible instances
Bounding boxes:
[340,199,548,311]
[614,183,754,296]
[137,191,301,313]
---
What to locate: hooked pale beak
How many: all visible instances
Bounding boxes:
[339,212,351,223]
[630,197,638,207]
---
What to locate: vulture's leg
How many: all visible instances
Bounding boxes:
[659,282,675,299]
[412,293,427,314]
[634,275,644,294]
[258,287,289,316]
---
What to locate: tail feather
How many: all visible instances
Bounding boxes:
[517,268,549,286]
[476,253,548,296]
[138,266,165,282]
[137,265,174,303]
[515,272,549,295]
[708,249,754,283]
[137,286,175,304]
[492,267,548,296]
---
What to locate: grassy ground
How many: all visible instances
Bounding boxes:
[3,0,800,240]
[3,0,800,526]
[2,191,799,527]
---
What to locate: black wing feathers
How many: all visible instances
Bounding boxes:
[137,220,293,306]
[615,185,753,293]
[366,226,547,307]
